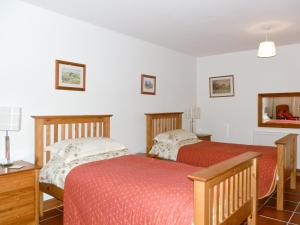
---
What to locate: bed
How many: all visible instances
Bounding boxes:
[265,119,300,125]
[34,115,260,225]
[145,112,298,211]
[64,152,259,225]
[32,115,117,215]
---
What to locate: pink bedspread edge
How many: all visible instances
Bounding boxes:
[177,141,277,198]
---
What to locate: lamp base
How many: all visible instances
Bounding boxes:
[0,160,13,167]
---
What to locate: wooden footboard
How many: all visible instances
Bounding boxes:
[189,152,259,225]
[275,133,298,210]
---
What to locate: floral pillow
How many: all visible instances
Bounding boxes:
[154,129,197,145]
[150,138,200,161]
[46,137,127,163]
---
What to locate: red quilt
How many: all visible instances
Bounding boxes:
[177,141,277,198]
[266,119,300,125]
[64,155,200,225]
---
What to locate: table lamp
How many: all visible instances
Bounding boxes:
[0,107,21,166]
[185,106,200,133]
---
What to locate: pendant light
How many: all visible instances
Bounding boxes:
[257,29,276,58]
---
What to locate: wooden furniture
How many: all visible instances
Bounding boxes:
[136,153,158,158]
[196,133,212,141]
[0,161,39,225]
[258,92,300,128]
[145,112,297,211]
[145,112,183,152]
[68,151,259,225]
[189,151,259,225]
[32,115,112,215]
[33,114,260,224]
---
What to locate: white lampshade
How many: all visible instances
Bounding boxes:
[186,106,201,120]
[0,107,21,131]
[257,41,276,58]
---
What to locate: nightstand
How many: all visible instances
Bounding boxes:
[0,161,40,225]
[196,133,212,141]
[136,153,158,158]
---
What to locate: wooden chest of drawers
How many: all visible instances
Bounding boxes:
[0,161,39,225]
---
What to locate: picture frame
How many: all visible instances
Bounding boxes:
[209,75,234,97]
[141,74,156,95]
[55,60,86,91]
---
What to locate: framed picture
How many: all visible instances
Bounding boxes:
[55,60,86,91]
[209,75,234,97]
[141,74,156,95]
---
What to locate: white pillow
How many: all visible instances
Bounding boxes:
[154,129,197,145]
[46,137,127,163]
[150,139,200,161]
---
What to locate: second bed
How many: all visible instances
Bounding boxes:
[145,112,297,211]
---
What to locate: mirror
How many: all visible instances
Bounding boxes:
[258,92,300,128]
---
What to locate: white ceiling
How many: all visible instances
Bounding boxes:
[21,0,300,56]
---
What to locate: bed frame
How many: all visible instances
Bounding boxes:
[145,112,298,211]
[32,115,112,215]
[189,151,259,225]
[32,114,260,224]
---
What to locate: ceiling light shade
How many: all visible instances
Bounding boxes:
[257,41,276,58]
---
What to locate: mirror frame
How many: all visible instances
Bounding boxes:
[258,92,300,129]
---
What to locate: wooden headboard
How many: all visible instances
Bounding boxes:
[32,115,112,167]
[145,112,183,153]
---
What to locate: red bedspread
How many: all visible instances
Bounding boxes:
[177,141,277,198]
[64,155,200,225]
[266,119,300,125]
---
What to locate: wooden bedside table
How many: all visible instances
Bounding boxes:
[136,153,158,158]
[0,161,40,225]
[196,133,212,141]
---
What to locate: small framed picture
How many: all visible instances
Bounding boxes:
[55,60,86,91]
[209,75,234,97]
[141,74,156,95]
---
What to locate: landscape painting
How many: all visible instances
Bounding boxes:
[141,74,156,95]
[209,75,234,97]
[55,60,86,91]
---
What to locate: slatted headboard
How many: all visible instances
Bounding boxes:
[32,115,112,167]
[145,112,183,153]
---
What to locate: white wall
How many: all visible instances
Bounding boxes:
[196,43,300,166]
[0,0,197,163]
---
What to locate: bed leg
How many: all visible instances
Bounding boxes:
[290,136,297,190]
[39,192,44,217]
[248,214,257,225]
[290,163,297,190]
[276,143,285,211]
[247,157,258,225]
[250,158,258,225]
[277,176,284,211]
[193,180,208,225]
